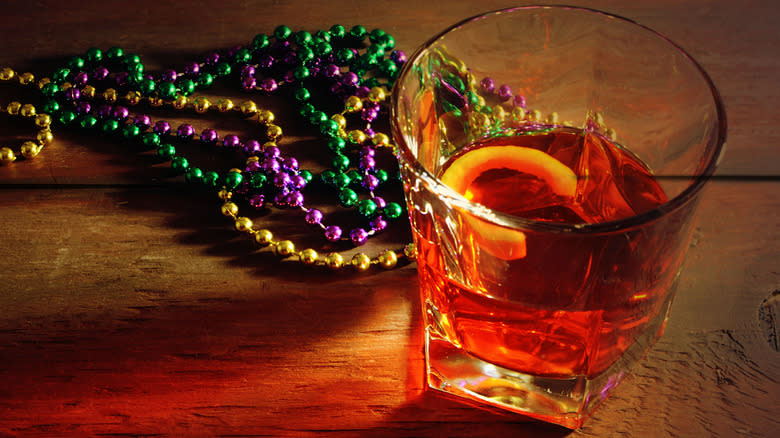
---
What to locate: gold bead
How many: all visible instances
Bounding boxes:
[348,130,367,144]
[254,229,273,246]
[148,97,164,107]
[103,88,118,103]
[172,95,188,110]
[240,100,258,116]
[0,67,15,81]
[593,111,605,127]
[0,147,17,163]
[528,109,542,122]
[246,156,260,164]
[6,101,21,115]
[325,252,344,270]
[546,112,559,124]
[257,109,275,124]
[492,105,507,122]
[218,189,233,201]
[217,98,234,112]
[274,240,295,257]
[605,127,617,141]
[368,86,386,102]
[20,104,36,118]
[61,82,72,91]
[378,250,398,269]
[125,90,142,106]
[37,130,53,145]
[194,96,211,113]
[470,113,490,131]
[37,77,51,89]
[266,124,282,140]
[18,72,34,85]
[331,113,347,129]
[262,141,277,149]
[344,95,363,112]
[81,85,96,99]
[299,248,319,265]
[35,114,51,128]
[511,107,526,121]
[234,216,253,232]
[20,141,40,159]
[220,202,238,217]
[371,132,390,147]
[403,243,417,260]
[351,253,372,271]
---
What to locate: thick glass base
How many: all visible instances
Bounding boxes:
[424,295,674,429]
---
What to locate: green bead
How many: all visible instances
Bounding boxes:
[383,202,403,219]
[202,171,220,188]
[374,169,389,183]
[298,103,315,118]
[178,78,196,95]
[294,87,311,102]
[293,66,310,80]
[51,68,70,84]
[79,115,98,129]
[252,34,270,50]
[294,31,313,46]
[67,56,85,70]
[234,48,252,64]
[369,28,386,43]
[335,47,355,66]
[85,47,103,63]
[329,24,346,39]
[185,167,203,184]
[171,156,189,173]
[156,144,176,160]
[466,91,480,106]
[250,172,267,188]
[130,62,144,75]
[215,62,232,77]
[41,99,60,114]
[106,47,124,59]
[274,25,292,40]
[41,82,59,97]
[326,137,345,152]
[358,199,377,217]
[128,71,144,84]
[338,188,359,207]
[58,111,76,125]
[297,47,314,64]
[320,119,340,136]
[309,111,328,126]
[121,124,140,138]
[101,119,120,132]
[197,73,214,88]
[158,81,177,100]
[367,44,384,58]
[139,78,156,95]
[332,153,350,171]
[379,58,398,77]
[223,171,243,189]
[298,169,313,183]
[365,77,382,89]
[320,169,336,184]
[313,41,332,57]
[346,169,361,183]
[349,25,367,41]
[332,172,351,188]
[314,30,331,43]
[378,34,395,50]
[141,132,161,148]
[125,53,142,65]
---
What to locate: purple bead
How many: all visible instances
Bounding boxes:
[75,101,91,115]
[134,114,152,129]
[204,52,220,65]
[373,196,387,209]
[258,54,275,69]
[65,88,80,101]
[111,106,129,120]
[341,72,359,86]
[361,146,376,157]
[282,157,298,171]
[92,66,109,81]
[497,84,513,101]
[324,225,343,242]
[249,194,265,209]
[370,216,388,231]
[282,70,295,83]
[390,50,407,64]
[240,65,256,77]
[226,45,241,57]
[177,124,195,138]
[272,40,291,50]
[264,145,281,159]
[242,76,257,91]
[359,156,376,170]
[282,51,297,65]
[324,64,340,77]
[363,127,375,138]
[161,69,178,82]
[286,191,304,207]
[513,94,527,108]
[243,139,262,155]
[355,86,370,98]
[273,172,291,187]
[362,174,379,190]
[261,158,280,173]
[329,82,343,95]
[73,71,89,86]
[97,104,112,119]
[360,107,379,122]
[153,120,171,135]
[273,192,288,207]
[200,129,219,143]
[114,71,128,87]
[184,62,200,76]
[349,228,369,246]
[245,161,261,172]
[305,209,323,225]
[291,175,307,190]
[259,78,278,93]
[222,134,241,149]
[480,77,495,93]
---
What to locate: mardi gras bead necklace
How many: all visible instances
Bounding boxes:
[0,68,54,163]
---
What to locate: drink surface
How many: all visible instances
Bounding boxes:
[415,127,673,378]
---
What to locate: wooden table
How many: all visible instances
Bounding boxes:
[0,1,777,436]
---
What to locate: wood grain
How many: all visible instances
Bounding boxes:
[0,1,778,436]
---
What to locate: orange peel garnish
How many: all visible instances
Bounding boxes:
[440,145,577,260]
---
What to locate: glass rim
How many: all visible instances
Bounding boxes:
[390,4,728,234]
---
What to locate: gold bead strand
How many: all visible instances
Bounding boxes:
[1,68,54,164]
